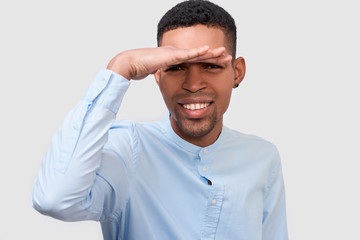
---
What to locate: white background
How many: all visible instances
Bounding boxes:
[1,0,359,239]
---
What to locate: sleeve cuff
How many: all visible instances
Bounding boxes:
[82,69,131,114]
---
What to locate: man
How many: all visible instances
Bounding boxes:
[32,0,288,239]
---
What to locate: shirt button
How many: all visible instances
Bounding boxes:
[202,166,207,172]
[203,148,209,154]
[211,199,217,205]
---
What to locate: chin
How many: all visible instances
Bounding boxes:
[175,115,217,138]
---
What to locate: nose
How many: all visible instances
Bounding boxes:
[182,65,207,93]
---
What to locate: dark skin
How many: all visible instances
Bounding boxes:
[107,25,246,147]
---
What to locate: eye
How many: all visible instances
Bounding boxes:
[164,65,183,72]
[208,64,220,69]
[203,63,222,70]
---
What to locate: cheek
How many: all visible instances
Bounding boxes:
[215,81,234,114]
[159,80,177,110]
[219,89,232,112]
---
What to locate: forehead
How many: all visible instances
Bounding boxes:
[160,24,228,52]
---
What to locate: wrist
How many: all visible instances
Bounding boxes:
[106,52,132,80]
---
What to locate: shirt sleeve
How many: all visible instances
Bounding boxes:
[31,69,131,221]
[262,149,289,240]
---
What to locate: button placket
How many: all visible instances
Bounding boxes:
[200,184,225,239]
[198,147,212,186]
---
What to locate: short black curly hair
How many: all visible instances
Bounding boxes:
[157,0,237,58]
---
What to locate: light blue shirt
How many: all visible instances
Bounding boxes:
[32,69,288,240]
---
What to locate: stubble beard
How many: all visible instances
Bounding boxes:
[172,105,219,137]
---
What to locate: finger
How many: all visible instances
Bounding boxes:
[199,46,226,57]
[213,54,233,63]
[206,47,227,58]
[184,47,230,62]
[181,46,225,61]
[186,53,232,65]
[171,45,210,63]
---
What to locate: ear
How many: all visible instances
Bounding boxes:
[233,57,246,88]
[154,69,161,86]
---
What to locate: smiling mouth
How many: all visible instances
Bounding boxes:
[182,103,211,110]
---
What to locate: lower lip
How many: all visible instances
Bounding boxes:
[179,104,212,119]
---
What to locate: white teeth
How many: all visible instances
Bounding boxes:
[183,103,210,110]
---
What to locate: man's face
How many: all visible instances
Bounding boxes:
[155,24,245,146]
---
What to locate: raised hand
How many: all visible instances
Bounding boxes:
[106,45,232,80]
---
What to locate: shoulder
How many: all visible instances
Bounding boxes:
[222,126,277,150]
[104,119,167,163]
[107,119,166,143]
[220,126,280,162]
[110,119,135,131]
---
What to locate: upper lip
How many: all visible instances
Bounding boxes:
[178,97,214,105]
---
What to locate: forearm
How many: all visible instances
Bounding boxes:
[32,69,130,221]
